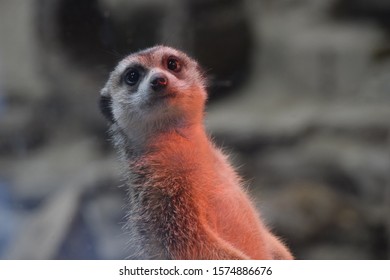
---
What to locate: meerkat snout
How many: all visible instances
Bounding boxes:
[150,73,168,91]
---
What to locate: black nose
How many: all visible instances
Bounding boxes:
[150,74,168,91]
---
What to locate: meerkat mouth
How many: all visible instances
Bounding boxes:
[153,92,177,100]
[144,92,177,108]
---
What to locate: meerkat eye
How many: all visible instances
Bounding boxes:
[124,69,140,86]
[167,57,181,72]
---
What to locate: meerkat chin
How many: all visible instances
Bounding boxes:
[100,45,294,260]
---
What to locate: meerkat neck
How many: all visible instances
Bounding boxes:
[115,119,209,159]
[158,124,211,157]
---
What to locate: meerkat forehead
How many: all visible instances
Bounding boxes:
[115,46,200,74]
[129,46,193,66]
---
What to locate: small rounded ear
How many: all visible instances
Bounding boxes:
[99,95,115,123]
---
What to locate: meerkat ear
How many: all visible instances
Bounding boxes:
[99,95,115,123]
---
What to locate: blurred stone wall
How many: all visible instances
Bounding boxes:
[0,0,389,259]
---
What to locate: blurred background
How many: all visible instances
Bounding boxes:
[0,0,389,260]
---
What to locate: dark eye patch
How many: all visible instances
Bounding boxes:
[121,64,145,86]
[124,68,140,86]
[167,56,181,72]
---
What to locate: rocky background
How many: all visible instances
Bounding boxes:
[0,0,389,259]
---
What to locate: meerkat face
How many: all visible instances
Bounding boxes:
[100,46,207,134]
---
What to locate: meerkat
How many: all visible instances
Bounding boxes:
[99,46,293,260]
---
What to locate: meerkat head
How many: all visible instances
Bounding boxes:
[100,46,207,137]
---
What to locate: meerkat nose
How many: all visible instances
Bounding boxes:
[150,73,168,91]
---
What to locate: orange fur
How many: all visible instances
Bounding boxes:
[128,126,293,259]
[101,46,293,260]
